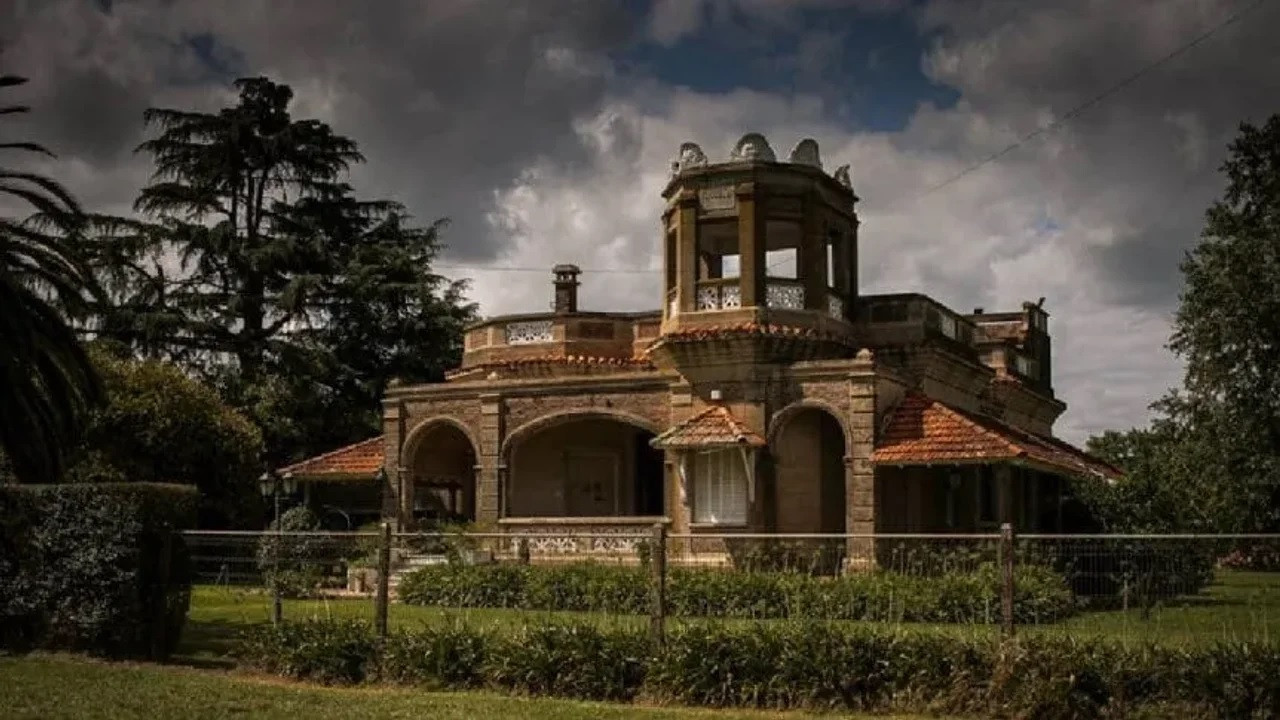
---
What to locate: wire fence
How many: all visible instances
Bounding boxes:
[181,526,1280,647]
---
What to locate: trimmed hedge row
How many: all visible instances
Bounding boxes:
[397,561,1077,624]
[238,618,1280,718]
[0,482,197,659]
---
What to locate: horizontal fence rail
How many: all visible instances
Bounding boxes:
[181,527,1280,646]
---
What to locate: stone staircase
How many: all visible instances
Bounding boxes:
[386,553,448,598]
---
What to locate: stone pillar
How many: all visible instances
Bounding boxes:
[996,463,1014,527]
[676,193,699,313]
[382,399,406,527]
[736,182,765,308]
[666,381,694,534]
[801,196,827,312]
[846,349,877,570]
[476,392,504,526]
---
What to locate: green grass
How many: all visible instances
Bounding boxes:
[182,568,1280,665]
[0,654,937,720]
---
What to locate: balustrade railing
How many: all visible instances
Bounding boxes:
[695,278,742,311]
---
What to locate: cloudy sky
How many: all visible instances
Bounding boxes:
[4,0,1279,444]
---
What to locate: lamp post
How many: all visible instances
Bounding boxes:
[258,469,296,625]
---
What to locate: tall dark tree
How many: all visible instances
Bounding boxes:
[81,77,475,463]
[1086,115,1280,534]
[0,75,102,484]
[1165,114,1280,533]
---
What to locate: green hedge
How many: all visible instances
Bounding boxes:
[397,561,1076,624]
[237,618,1280,718]
[0,482,197,659]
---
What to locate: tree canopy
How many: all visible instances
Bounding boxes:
[1087,114,1280,534]
[67,344,264,528]
[0,74,102,484]
[78,77,476,465]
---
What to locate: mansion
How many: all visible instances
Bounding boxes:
[278,133,1119,553]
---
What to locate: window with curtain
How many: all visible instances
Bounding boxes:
[692,449,748,524]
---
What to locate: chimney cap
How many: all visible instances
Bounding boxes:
[553,263,582,276]
[972,307,984,315]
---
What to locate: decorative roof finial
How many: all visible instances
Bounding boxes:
[832,164,853,190]
[788,138,821,168]
[729,133,776,162]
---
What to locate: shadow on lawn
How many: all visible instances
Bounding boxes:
[173,619,255,669]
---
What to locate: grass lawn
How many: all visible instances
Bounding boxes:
[0,654,937,720]
[182,569,1280,665]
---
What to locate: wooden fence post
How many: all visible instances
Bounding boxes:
[1000,522,1015,638]
[649,522,667,646]
[375,521,392,640]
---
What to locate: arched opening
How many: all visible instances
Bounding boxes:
[770,407,847,533]
[507,416,665,518]
[404,422,478,524]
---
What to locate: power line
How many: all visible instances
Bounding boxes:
[886,0,1270,212]
[433,263,660,275]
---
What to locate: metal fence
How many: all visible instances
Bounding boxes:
[181,525,1280,647]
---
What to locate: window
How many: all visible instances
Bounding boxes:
[692,449,749,525]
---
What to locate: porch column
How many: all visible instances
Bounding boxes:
[383,399,406,527]
[846,350,877,570]
[476,392,504,525]
[995,463,1015,527]
[666,380,694,534]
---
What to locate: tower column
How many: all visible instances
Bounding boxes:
[736,182,765,308]
[676,192,699,313]
[800,195,827,312]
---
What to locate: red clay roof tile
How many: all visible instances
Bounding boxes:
[873,393,1121,480]
[278,436,385,480]
[651,405,766,449]
[446,354,653,379]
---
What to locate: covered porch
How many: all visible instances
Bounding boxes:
[872,393,1123,534]
[275,436,388,530]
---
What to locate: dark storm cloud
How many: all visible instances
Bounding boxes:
[3,0,639,260]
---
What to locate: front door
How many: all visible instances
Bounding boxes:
[564,451,619,516]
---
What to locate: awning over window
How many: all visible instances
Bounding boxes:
[872,393,1122,481]
[650,406,766,450]
[277,436,385,483]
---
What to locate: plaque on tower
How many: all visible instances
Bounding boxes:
[698,185,736,212]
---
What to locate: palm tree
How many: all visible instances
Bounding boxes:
[0,74,102,484]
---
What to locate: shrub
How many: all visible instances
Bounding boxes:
[399,561,1076,625]
[239,618,378,684]
[484,623,649,701]
[256,506,331,598]
[236,618,1280,717]
[0,482,197,659]
[379,622,489,687]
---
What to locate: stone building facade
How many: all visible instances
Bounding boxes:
[279,133,1119,552]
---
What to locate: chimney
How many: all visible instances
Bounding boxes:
[552,264,581,314]
[972,307,984,315]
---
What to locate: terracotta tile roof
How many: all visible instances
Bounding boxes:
[278,436,385,481]
[873,393,1121,480]
[446,354,653,379]
[651,405,766,449]
[655,322,854,344]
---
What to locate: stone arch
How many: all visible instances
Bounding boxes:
[768,399,851,449]
[400,416,480,524]
[501,409,663,462]
[402,415,481,463]
[502,409,665,519]
[767,400,849,534]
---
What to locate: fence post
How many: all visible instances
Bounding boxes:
[1000,522,1015,637]
[375,521,392,640]
[649,522,667,646]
